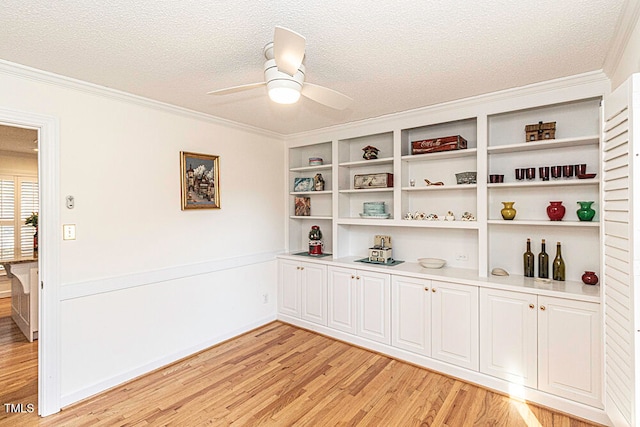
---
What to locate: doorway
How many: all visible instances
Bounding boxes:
[0,107,61,417]
[0,124,39,419]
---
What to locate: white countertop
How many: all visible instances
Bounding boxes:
[278,253,601,303]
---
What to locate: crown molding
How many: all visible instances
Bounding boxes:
[284,70,610,142]
[603,0,640,78]
[0,59,284,140]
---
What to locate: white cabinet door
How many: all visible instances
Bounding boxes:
[278,260,301,317]
[327,266,357,334]
[357,270,391,345]
[538,296,602,407]
[431,280,479,371]
[479,288,537,387]
[300,263,327,325]
[392,275,431,356]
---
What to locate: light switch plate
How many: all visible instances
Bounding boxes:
[63,224,76,240]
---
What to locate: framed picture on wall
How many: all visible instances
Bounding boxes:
[180,151,220,210]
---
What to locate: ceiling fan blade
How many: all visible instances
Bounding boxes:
[273,26,306,76]
[207,82,265,96]
[301,83,353,110]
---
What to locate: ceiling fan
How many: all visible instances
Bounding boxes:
[207,27,353,110]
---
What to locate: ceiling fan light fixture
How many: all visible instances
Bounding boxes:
[268,84,301,104]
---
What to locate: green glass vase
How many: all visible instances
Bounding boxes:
[576,201,596,222]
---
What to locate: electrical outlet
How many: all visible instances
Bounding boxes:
[455,253,468,261]
[262,293,269,304]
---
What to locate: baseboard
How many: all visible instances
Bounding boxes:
[59,314,277,408]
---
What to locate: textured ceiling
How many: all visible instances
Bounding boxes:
[0,0,627,135]
[0,125,38,155]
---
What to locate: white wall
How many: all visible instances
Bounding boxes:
[0,65,285,405]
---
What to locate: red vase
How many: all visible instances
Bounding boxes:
[546,201,566,221]
[581,271,599,285]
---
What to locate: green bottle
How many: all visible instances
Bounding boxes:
[552,242,566,281]
[538,239,549,279]
[523,238,534,277]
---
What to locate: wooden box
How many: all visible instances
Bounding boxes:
[354,173,394,189]
[411,135,467,155]
[525,121,556,142]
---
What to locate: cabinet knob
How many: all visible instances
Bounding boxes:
[432,288,436,293]
[540,305,546,311]
[356,276,360,280]
[424,287,429,291]
[296,266,300,270]
[529,304,535,309]
[300,267,304,270]
[351,275,355,279]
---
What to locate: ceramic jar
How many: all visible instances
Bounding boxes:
[581,271,599,285]
[546,201,566,221]
[577,201,596,221]
[500,202,516,220]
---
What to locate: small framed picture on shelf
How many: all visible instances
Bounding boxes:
[295,197,311,216]
[294,177,314,192]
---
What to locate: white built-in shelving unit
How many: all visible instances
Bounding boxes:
[286,90,603,283]
[280,75,617,424]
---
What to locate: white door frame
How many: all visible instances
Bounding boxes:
[0,106,61,416]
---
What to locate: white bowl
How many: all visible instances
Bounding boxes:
[418,258,446,269]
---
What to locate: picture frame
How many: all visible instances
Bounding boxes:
[294,196,311,216]
[180,151,220,210]
[293,177,314,192]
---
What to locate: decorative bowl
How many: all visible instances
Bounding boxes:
[418,258,446,269]
[455,171,477,184]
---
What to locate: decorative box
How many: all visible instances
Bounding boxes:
[525,121,556,142]
[354,173,394,189]
[411,135,467,155]
[455,171,477,184]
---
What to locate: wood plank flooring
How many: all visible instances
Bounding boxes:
[0,297,603,426]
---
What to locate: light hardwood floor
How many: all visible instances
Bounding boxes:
[0,297,603,426]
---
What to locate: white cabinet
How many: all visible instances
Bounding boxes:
[328,266,390,344]
[480,288,601,407]
[357,269,391,344]
[391,275,431,356]
[479,288,538,387]
[538,295,601,407]
[278,259,327,325]
[327,266,356,334]
[430,280,479,371]
[392,276,478,370]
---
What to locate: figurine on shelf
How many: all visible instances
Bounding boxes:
[461,211,476,221]
[313,173,325,191]
[445,211,455,221]
[426,213,439,221]
[414,212,426,220]
[308,225,324,256]
[404,212,414,220]
[424,178,444,186]
[362,145,379,160]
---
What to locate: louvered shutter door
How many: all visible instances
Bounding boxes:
[19,179,38,257]
[0,178,15,262]
[603,73,640,427]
